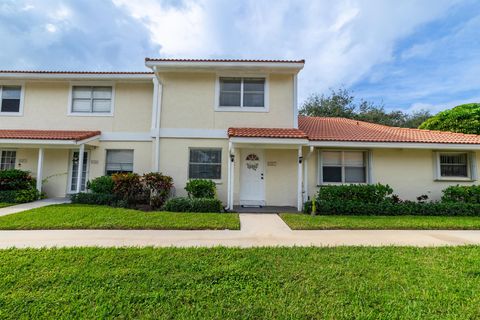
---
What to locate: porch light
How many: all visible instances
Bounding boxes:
[72,153,79,165]
[298,156,303,164]
[230,154,235,162]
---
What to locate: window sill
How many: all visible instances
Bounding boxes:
[434,177,475,182]
[0,112,23,117]
[317,182,368,186]
[67,113,114,117]
[215,106,268,113]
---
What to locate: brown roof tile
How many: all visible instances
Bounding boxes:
[0,130,101,141]
[228,127,308,139]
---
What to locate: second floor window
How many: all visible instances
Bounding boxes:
[0,86,21,114]
[71,86,112,114]
[219,77,265,108]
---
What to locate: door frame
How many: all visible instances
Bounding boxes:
[67,149,91,194]
[239,148,266,206]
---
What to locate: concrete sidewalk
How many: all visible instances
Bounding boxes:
[0,198,70,217]
[1,214,480,248]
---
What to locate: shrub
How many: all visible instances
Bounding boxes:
[143,172,174,209]
[442,185,480,204]
[304,199,480,216]
[111,173,147,205]
[87,176,114,194]
[70,192,122,207]
[0,169,35,191]
[185,179,216,199]
[0,189,40,203]
[163,197,223,213]
[317,184,394,204]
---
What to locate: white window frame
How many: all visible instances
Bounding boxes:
[0,149,17,170]
[317,149,370,185]
[188,147,222,181]
[105,149,134,175]
[214,74,269,112]
[0,81,25,116]
[434,151,476,181]
[67,81,115,117]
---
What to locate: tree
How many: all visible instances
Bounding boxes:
[299,88,432,128]
[418,103,480,134]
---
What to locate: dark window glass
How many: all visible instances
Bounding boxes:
[440,153,468,177]
[243,78,265,107]
[189,149,221,179]
[1,86,21,113]
[219,78,241,106]
[323,167,342,182]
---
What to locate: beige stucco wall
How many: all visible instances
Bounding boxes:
[304,148,480,202]
[0,81,153,132]
[159,72,295,129]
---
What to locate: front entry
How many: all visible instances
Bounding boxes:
[68,150,90,193]
[240,149,265,206]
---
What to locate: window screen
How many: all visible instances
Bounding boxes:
[105,150,134,175]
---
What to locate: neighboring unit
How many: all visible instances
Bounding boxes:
[0,59,479,211]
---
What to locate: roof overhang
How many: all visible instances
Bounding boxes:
[230,137,308,149]
[0,72,154,81]
[0,130,101,148]
[146,59,305,74]
[309,140,480,150]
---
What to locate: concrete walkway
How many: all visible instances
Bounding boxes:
[0,198,70,217]
[2,213,480,248]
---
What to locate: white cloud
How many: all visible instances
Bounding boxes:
[45,23,57,33]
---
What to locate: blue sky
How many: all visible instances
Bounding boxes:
[0,0,479,113]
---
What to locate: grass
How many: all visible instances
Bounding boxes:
[281,213,480,230]
[2,246,480,319]
[0,204,239,230]
[0,203,13,208]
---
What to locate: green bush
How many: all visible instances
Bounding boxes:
[87,176,114,194]
[163,197,223,213]
[0,189,40,203]
[0,169,35,191]
[143,172,174,209]
[304,199,480,216]
[70,193,122,207]
[112,173,148,206]
[442,185,480,204]
[185,179,216,199]
[317,184,394,204]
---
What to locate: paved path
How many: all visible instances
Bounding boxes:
[0,198,69,217]
[2,213,480,248]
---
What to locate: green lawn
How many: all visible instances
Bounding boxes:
[2,247,480,319]
[0,203,12,208]
[0,204,239,230]
[281,213,480,230]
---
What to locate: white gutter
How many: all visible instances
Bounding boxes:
[148,66,163,172]
[0,73,154,80]
[308,141,480,150]
[145,61,304,70]
[293,73,298,128]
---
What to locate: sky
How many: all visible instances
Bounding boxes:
[0,0,479,114]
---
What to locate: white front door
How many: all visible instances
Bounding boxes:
[240,149,265,206]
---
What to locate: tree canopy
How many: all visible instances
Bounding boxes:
[418,103,480,134]
[299,88,432,128]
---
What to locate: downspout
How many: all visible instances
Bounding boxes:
[293,73,298,129]
[150,67,163,172]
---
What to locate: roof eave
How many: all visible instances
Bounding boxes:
[309,140,480,150]
[0,73,154,80]
[145,60,304,73]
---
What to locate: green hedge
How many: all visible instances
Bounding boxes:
[318,183,394,203]
[70,193,125,207]
[442,185,480,204]
[0,189,40,204]
[185,179,217,199]
[304,200,480,216]
[87,176,114,194]
[162,197,223,213]
[0,169,35,191]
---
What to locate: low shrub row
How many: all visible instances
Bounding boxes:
[0,169,40,203]
[163,197,224,213]
[442,185,480,204]
[70,193,125,207]
[0,189,40,204]
[304,200,480,216]
[185,179,216,199]
[317,183,394,204]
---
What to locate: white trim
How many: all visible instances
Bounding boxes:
[214,75,269,113]
[0,136,100,145]
[303,146,314,202]
[297,146,303,211]
[100,132,151,142]
[0,73,153,80]
[67,81,115,117]
[227,141,232,209]
[0,81,25,117]
[317,149,370,185]
[309,140,480,150]
[146,60,305,71]
[158,128,227,139]
[230,137,308,145]
[293,74,298,128]
[67,148,90,194]
[434,151,475,181]
[75,144,85,193]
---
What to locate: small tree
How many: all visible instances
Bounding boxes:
[419,103,480,134]
[143,172,173,209]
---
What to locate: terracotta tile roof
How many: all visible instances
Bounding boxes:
[0,130,101,141]
[145,58,305,63]
[228,127,308,139]
[299,116,480,144]
[0,70,153,74]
